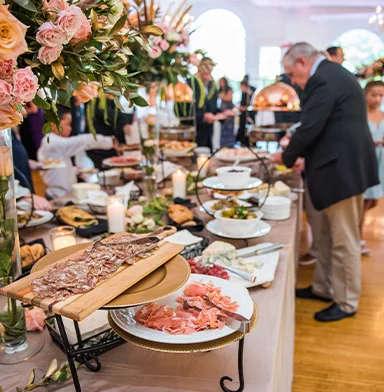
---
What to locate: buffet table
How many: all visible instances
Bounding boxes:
[1,188,297,392]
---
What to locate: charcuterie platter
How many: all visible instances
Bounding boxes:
[0,226,184,321]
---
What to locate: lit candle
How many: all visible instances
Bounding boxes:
[172,169,186,199]
[197,154,209,177]
[107,195,126,233]
[50,226,77,251]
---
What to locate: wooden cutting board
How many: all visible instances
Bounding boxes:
[0,227,184,321]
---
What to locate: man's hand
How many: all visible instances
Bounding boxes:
[24,194,52,211]
[270,151,283,164]
[203,113,216,124]
[112,136,119,150]
[292,158,305,172]
[279,134,291,150]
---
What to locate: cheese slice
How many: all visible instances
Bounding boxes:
[201,241,237,266]
[274,181,291,197]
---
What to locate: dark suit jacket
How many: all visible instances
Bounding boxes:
[282,60,379,210]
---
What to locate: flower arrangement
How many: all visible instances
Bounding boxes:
[356,58,384,80]
[0,0,160,131]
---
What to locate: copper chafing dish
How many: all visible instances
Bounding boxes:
[159,124,196,141]
[248,123,293,143]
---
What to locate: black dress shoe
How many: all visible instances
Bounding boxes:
[295,286,333,302]
[314,303,356,322]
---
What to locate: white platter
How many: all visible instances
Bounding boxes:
[110,274,254,344]
[203,176,263,191]
[17,210,54,228]
[215,148,268,163]
[220,243,280,288]
[206,219,271,240]
[162,145,197,157]
[41,162,66,170]
[200,199,252,215]
[102,157,141,168]
[16,186,29,200]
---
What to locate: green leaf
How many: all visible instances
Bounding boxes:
[90,9,99,32]
[109,15,127,36]
[13,0,37,12]
[42,122,52,135]
[33,95,51,111]
[141,25,163,36]
[45,359,58,378]
[0,253,11,277]
[132,95,148,107]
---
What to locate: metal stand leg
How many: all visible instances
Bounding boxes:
[55,315,82,392]
[220,338,245,392]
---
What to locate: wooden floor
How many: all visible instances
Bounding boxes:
[293,199,384,392]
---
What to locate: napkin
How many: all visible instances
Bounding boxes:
[80,190,109,206]
[115,181,134,207]
[166,230,203,246]
[155,161,182,183]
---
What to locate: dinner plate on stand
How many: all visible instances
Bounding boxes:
[110,274,254,345]
[17,210,54,229]
[202,176,263,191]
[206,219,271,240]
[16,186,29,200]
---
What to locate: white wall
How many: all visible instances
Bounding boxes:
[184,1,380,84]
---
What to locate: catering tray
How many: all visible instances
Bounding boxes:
[0,227,184,321]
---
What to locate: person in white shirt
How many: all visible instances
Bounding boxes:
[38,106,117,199]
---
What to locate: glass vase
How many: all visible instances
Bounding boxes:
[142,140,157,202]
[0,128,44,364]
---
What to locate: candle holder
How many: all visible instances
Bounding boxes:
[107,195,126,233]
[50,226,77,251]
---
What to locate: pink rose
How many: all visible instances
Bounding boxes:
[149,46,162,59]
[36,22,68,47]
[38,45,63,65]
[0,104,23,128]
[42,0,69,15]
[153,36,162,46]
[25,308,46,332]
[0,80,12,105]
[127,205,143,217]
[70,13,92,45]
[12,67,39,103]
[160,39,170,51]
[0,5,28,60]
[0,59,16,81]
[57,5,84,40]
[73,82,99,104]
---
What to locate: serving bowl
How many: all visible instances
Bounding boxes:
[216,166,252,188]
[214,209,263,237]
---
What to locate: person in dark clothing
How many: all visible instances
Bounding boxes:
[85,96,131,168]
[326,46,344,64]
[12,130,34,192]
[237,79,256,146]
[18,103,45,161]
[218,77,235,147]
[271,42,378,322]
[70,96,86,136]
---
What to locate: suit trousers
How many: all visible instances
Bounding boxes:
[312,194,363,313]
[304,180,322,259]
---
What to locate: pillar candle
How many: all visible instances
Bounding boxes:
[107,195,126,233]
[197,154,209,177]
[172,169,186,199]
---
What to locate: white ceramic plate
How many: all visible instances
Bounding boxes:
[215,148,268,163]
[17,210,54,228]
[224,243,280,288]
[110,274,254,345]
[15,186,29,199]
[206,219,271,240]
[162,144,197,157]
[41,162,66,170]
[200,199,252,215]
[102,157,141,167]
[203,176,263,191]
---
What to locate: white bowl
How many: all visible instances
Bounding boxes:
[214,209,263,237]
[216,166,251,188]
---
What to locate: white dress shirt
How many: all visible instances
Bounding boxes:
[310,55,326,77]
[38,133,113,198]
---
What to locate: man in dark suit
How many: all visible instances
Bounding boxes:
[271,42,378,322]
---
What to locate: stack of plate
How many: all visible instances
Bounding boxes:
[260,196,291,220]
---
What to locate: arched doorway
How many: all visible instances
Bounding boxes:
[190,9,246,102]
[333,29,384,72]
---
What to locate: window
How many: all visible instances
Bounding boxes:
[258,46,282,89]
[190,9,246,102]
[333,29,384,72]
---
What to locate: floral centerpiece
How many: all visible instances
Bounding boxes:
[356,58,384,80]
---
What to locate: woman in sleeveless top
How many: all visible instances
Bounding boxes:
[361,81,384,254]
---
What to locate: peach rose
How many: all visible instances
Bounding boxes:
[42,0,69,15]
[0,105,23,132]
[0,58,16,81]
[0,5,28,61]
[12,67,39,104]
[149,46,162,59]
[70,13,92,45]
[73,82,99,104]
[38,45,63,65]
[159,39,169,51]
[0,80,12,105]
[36,22,68,47]
[57,5,84,40]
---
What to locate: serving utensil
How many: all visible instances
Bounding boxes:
[214,263,256,283]
[239,243,284,258]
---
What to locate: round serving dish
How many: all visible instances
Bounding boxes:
[216,166,252,188]
[159,125,196,141]
[214,210,263,237]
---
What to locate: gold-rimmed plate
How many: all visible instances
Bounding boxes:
[108,301,258,353]
[32,243,190,309]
